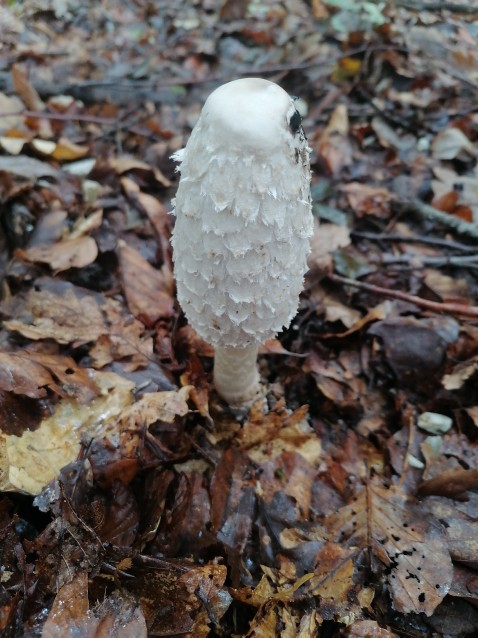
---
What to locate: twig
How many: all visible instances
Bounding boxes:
[399,199,478,240]
[351,230,475,253]
[327,272,478,318]
[381,253,478,269]
[396,0,478,14]
[2,108,117,125]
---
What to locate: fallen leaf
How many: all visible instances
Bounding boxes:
[0,371,134,494]
[0,350,98,402]
[117,239,175,326]
[325,481,453,616]
[88,298,153,371]
[16,236,98,272]
[0,135,28,155]
[0,154,58,178]
[372,116,416,154]
[2,280,106,345]
[126,556,230,635]
[42,571,148,638]
[442,355,478,390]
[237,404,321,466]
[110,155,171,187]
[345,620,396,637]
[123,386,191,426]
[343,183,391,218]
[69,209,103,239]
[35,137,90,161]
[41,571,91,638]
[307,220,351,274]
[0,93,24,133]
[12,63,45,111]
[431,127,476,160]
[316,104,353,176]
[418,468,478,498]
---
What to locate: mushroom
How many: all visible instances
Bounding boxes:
[171,78,313,408]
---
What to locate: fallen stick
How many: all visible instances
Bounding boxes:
[327,273,478,319]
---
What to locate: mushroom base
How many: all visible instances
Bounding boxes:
[213,344,261,408]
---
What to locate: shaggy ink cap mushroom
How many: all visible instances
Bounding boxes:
[171,78,313,408]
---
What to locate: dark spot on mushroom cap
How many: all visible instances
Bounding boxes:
[289,109,302,134]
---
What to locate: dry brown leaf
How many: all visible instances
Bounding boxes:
[306,545,355,602]
[325,482,453,616]
[41,571,92,638]
[0,92,24,133]
[31,138,90,161]
[237,404,321,466]
[12,63,45,111]
[432,165,478,221]
[324,301,393,338]
[0,154,58,178]
[127,558,229,635]
[442,355,478,390]
[445,518,478,566]
[0,351,60,399]
[69,210,103,239]
[180,356,210,418]
[117,239,174,326]
[317,104,352,176]
[298,610,321,637]
[2,281,154,370]
[418,468,478,498]
[122,386,191,426]
[343,183,391,218]
[423,269,469,304]
[345,620,397,637]
[2,284,106,345]
[42,571,147,638]
[245,605,279,638]
[0,371,134,495]
[0,135,28,155]
[432,190,459,213]
[307,219,351,274]
[88,298,153,371]
[16,236,98,272]
[0,350,98,402]
[431,127,476,160]
[110,155,171,186]
[309,284,361,328]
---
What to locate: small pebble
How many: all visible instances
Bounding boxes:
[417,412,452,435]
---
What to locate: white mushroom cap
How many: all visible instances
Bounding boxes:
[171,78,313,349]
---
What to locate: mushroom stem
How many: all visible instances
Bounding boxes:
[213,345,261,407]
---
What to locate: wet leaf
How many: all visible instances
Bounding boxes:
[17,236,98,272]
[0,371,134,494]
[117,239,174,326]
[343,183,391,219]
[42,571,148,638]
[0,350,98,401]
[325,482,453,616]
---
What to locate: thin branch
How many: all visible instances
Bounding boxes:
[327,273,478,319]
[351,230,475,253]
[396,0,478,14]
[381,253,478,269]
[398,199,478,240]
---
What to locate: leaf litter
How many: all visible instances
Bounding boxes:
[0,1,478,636]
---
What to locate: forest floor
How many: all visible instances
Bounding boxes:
[1,1,478,636]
